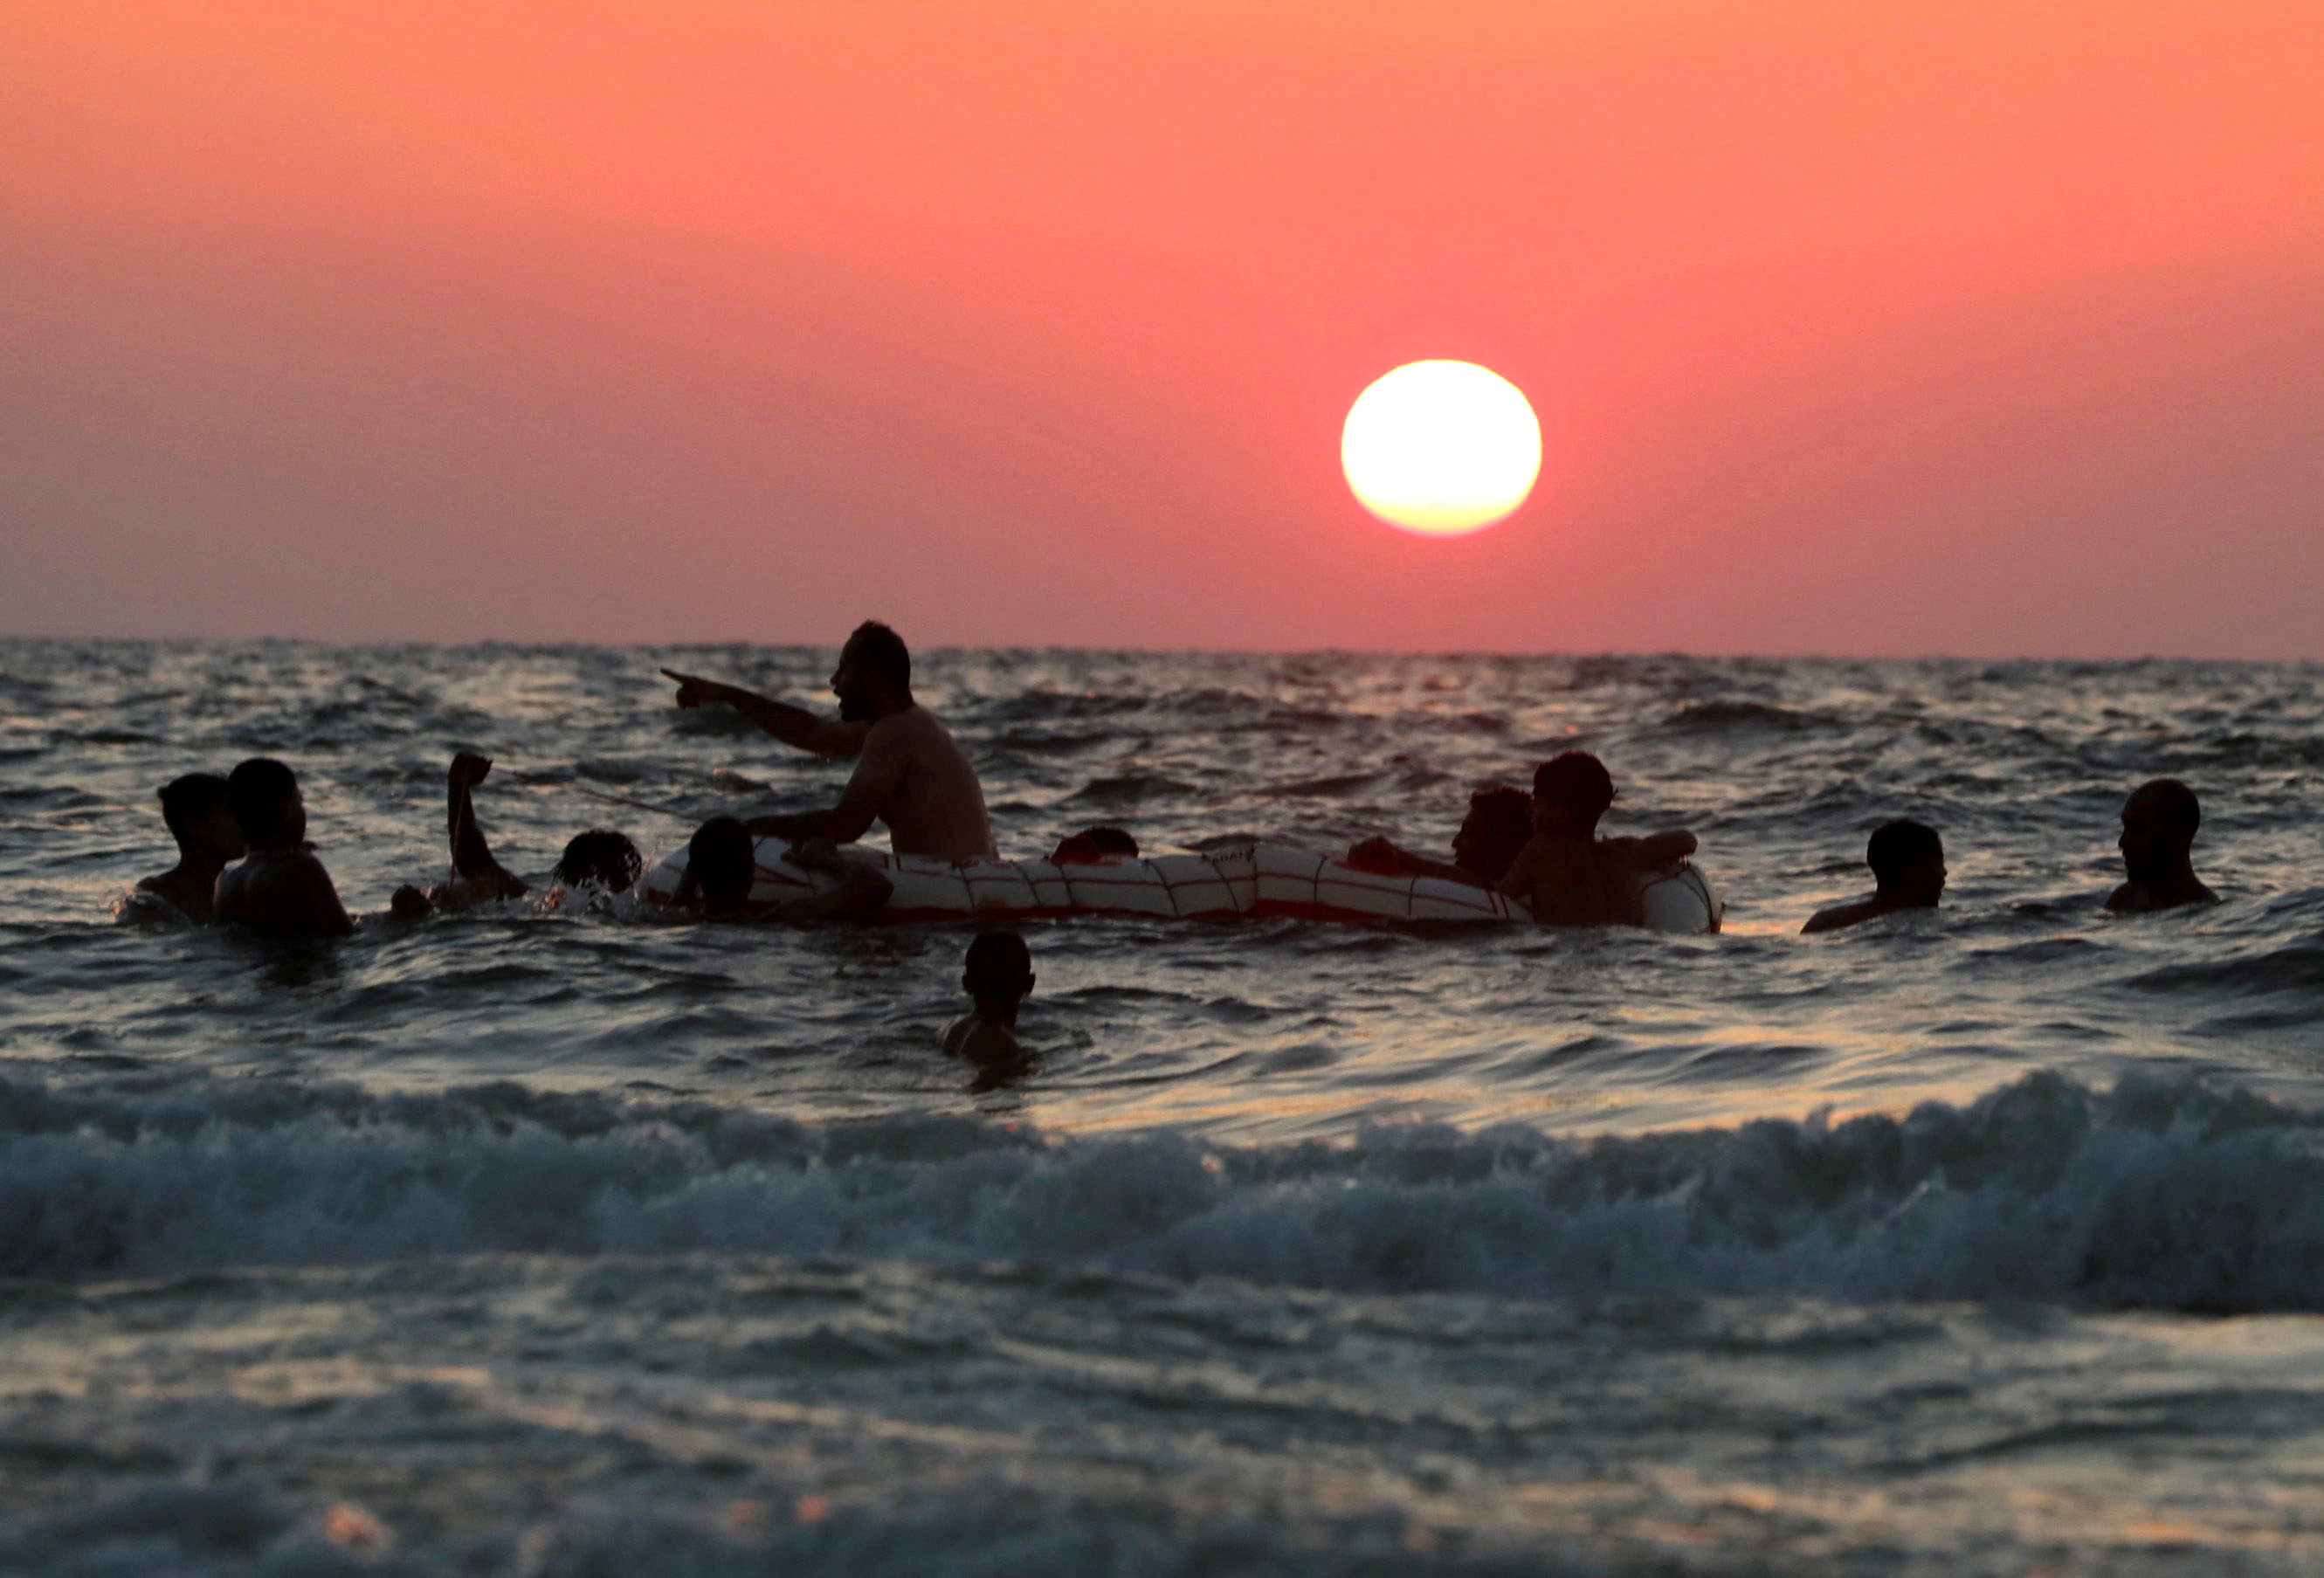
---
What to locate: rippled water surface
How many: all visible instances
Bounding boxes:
[3,639,2323,1573]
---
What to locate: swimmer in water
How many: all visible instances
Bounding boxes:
[663,621,996,863]
[130,772,247,925]
[1049,825,1139,864]
[212,758,355,940]
[673,816,893,922]
[1802,819,1947,934]
[390,754,641,918]
[1498,752,1698,927]
[944,928,1035,1069]
[1346,783,1532,889]
[2107,778,2218,913]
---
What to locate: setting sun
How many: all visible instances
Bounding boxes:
[1341,361,1542,536]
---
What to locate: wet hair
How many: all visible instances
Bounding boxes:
[2131,778,2201,833]
[556,830,641,892]
[1460,785,1534,879]
[225,758,300,843]
[158,773,230,844]
[963,928,1033,1002]
[846,621,911,690]
[688,817,756,910]
[1533,751,1615,823]
[1052,824,1140,863]
[1866,819,1943,886]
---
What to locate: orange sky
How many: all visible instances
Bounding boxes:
[5,0,2321,654]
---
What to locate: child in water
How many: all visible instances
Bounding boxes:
[944,929,1035,1065]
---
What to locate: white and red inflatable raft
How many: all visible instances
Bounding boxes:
[640,839,1722,934]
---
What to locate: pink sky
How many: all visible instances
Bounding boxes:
[4,0,2321,656]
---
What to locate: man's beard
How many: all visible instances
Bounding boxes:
[838,690,872,723]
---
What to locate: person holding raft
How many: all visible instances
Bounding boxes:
[1498,752,1699,927]
[672,816,892,921]
[1346,783,1533,890]
[664,621,996,862]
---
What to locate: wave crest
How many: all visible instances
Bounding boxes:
[5,1071,2324,1310]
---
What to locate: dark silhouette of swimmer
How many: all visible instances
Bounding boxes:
[663,621,994,861]
[1803,819,1947,934]
[132,772,246,924]
[1499,752,1698,927]
[2107,778,2218,913]
[944,928,1035,1069]
[1050,825,1139,864]
[674,816,893,922]
[1347,783,1532,889]
[212,758,355,939]
[391,754,641,917]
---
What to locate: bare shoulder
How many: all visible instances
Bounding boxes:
[2104,881,2147,913]
[955,1019,1023,1065]
[1803,899,1871,934]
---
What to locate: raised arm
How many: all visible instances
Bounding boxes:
[663,670,869,758]
[445,754,526,899]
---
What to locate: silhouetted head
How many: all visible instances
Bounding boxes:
[831,620,912,723]
[1050,825,1140,864]
[688,817,756,913]
[2120,778,2200,884]
[962,928,1034,1005]
[1531,751,1615,836]
[158,772,245,861]
[226,758,304,849]
[556,830,641,892]
[1866,818,1946,906]
[1452,784,1532,881]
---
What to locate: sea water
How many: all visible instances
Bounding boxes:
[3,639,2323,1573]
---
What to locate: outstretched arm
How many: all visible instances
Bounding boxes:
[1345,837,1491,889]
[1606,829,1698,870]
[663,670,869,757]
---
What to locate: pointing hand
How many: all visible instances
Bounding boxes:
[662,668,716,709]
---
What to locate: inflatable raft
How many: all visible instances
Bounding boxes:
[640,839,1722,934]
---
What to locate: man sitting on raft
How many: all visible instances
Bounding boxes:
[1499,752,1698,927]
[1346,783,1533,889]
[664,621,996,862]
[2107,778,2218,913]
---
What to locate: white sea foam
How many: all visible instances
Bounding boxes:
[5,1069,2322,1311]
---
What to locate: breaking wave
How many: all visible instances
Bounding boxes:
[6,1069,2324,1312]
